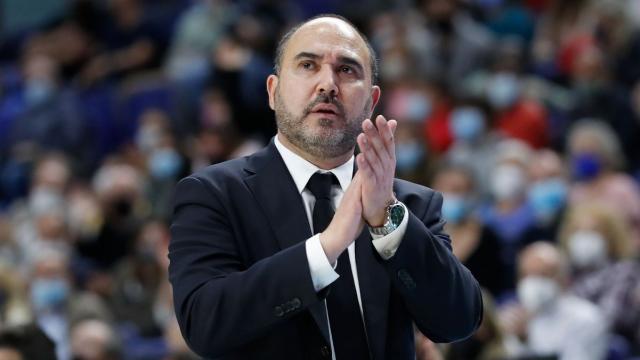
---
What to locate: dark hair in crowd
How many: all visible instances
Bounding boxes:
[273,14,379,84]
[0,324,56,360]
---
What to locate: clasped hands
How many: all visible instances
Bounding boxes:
[320,115,398,264]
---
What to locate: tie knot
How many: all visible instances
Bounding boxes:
[306,172,337,200]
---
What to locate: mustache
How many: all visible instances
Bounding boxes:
[302,93,345,117]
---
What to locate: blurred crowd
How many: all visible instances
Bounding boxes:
[1,0,640,359]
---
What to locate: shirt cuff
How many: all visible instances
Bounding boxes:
[370,202,409,260]
[305,234,339,292]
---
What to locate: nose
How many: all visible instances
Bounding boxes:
[316,65,339,97]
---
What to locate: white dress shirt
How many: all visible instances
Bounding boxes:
[274,134,408,292]
[274,134,409,358]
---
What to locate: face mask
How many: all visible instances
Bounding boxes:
[149,149,182,180]
[136,126,163,154]
[491,164,526,201]
[24,80,55,106]
[572,153,602,181]
[405,92,432,123]
[30,278,69,311]
[567,230,608,269]
[450,107,486,142]
[442,194,469,224]
[29,187,65,217]
[387,89,432,123]
[517,276,560,313]
[487,72,521,110]
[528,178,568,221]
[395,141,424,173]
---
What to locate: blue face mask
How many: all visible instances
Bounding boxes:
[30,278,69,311]
[572,153,602,181]
[405,92,432,123]
[24,80,55,106]
[450,107,486,142]
[442,194,469,224]
[528,178,568,220]
[487,72,521,110]
[395,141,424,173]
[149,149,182,180]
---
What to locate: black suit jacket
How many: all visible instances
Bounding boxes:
[169,140,482,359]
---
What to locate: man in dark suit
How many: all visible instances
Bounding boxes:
[169,14,482,359]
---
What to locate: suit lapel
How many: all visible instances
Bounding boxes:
[243,141,331,344]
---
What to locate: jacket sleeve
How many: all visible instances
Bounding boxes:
[385,188,483,343]
[168,176,323,357]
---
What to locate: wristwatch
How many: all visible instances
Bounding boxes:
[369,199,405,236]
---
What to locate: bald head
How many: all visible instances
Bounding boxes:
[274,14,378,84]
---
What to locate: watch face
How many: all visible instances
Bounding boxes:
[389,204,405,226]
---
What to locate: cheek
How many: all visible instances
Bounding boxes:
[344,86,371,111]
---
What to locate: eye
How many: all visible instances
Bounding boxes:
[300,61,314,70]
[340,66,353,74]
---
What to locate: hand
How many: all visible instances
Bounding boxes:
[356,115,398,227]
[498,303,529,341]
[319,172,366,264]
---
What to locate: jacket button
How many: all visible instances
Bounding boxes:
[274,306,284,317]
[292,297,301,309]
[320,345,331,358]
[397,269,416,290]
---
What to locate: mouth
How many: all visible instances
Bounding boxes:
[309,104,340,117]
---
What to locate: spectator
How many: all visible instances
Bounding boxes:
[0,323,56,360]
[480,140,537,292]
[70,318,122,360]
[500,242,608,360]
[431,164,508,298]
[445,98,501,196]
[557,203,634,279]
[566,119,640,247]
[521,148,569,245]
[416,0,494,91]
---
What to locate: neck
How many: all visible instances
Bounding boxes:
[277,132,353,170]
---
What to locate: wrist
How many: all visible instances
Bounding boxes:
[369,199,404,236]
[319,230,341,265]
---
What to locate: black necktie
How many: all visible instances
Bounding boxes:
[306,172,370,360]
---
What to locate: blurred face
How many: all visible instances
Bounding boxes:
[433,169,471,196]
[528,150,564,182]
[0,348,22,360]
[33,157,70,191]
[570,131,602,156]
[517,245,563,312]
[423,0,457,21]
[519,249,558,280]
[267,18,380,159]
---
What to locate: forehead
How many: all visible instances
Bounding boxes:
[283,18,370,68]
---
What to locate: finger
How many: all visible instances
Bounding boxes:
[388,119,398,135]
[357,133,384,180]
[376,116,397,162]
[362,118,392,166]
[376,115,394,145]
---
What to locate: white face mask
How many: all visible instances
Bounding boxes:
[491,164,526,201]
[517,276,560,313]
[567,230,608,269]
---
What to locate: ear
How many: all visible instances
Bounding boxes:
[369,85,381,112]
[266,74,279,110]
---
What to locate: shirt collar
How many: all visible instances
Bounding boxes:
[274,134,354,193]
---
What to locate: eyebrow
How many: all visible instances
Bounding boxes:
[293,52,364,74]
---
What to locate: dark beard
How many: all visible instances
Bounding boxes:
[274,89,371,159]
